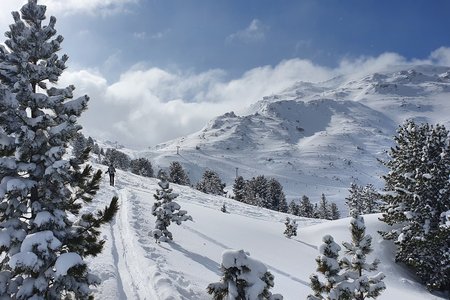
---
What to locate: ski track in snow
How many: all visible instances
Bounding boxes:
[98,173,202,300]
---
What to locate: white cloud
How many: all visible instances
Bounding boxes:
[227,19,267,43]
[429,47,450,66]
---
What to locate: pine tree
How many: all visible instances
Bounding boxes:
[232,175,246,202]
[379,120,450,291]
[341,216,386,300]
[318,194,331,220]
[288,200,300,216]
[283,217,297,238]
[298,195,314,218]
[308,235,352,300]
[130,157,154,177]
[361,184,380,214]
[207,250,283,300]
[151,179,192,242]
[102,148,130,171]
[221,203,227,213]
[196,170,226,196]
[267,178,287,212]
[0,1,118,298]
[72,132,87,160]
[346,183,364,217]
[244,175,269,207]
[330,203,340,220]
[168,161,190,186]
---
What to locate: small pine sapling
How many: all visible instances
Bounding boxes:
[283,217,298,238]
[221,203,227,213]
[151,179,192,243]
[341,216,386,299]
[207,249,283,299]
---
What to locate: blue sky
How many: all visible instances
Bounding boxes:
[1,0,450,147]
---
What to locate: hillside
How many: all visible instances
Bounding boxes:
[88,166,445,299]
[136,64,450,212]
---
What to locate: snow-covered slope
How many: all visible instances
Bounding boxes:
[89,166,445,299]
[138,64,450,212]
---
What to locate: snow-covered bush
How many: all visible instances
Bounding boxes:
[207,249,283,299]
[0,1,118,298]
[151,179,192,242]
[130,157,154,177]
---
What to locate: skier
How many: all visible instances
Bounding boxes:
[106,164,116,186]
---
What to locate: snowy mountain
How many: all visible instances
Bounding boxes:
[138,64,450,212]
[89,165,446,299]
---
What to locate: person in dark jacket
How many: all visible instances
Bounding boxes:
[106,164,116,186]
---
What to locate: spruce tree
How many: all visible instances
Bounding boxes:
[318,194,331,220]
[207,250,283,300]
[267,178,287,212]
[330,203,340,220]
[151,179,192,243]
[0,1,118,298]
[379,120,450,291]
[346,183,364,217]
[341,216,386,299]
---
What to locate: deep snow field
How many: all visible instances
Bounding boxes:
[86,165,445,300]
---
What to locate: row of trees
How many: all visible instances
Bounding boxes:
[232,175,288,212]
[288,194,340,220]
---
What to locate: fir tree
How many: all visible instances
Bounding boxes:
[346,184,380,217]
[244,175,269,207]
[102,148,130,171]
[341,216,386,300]
[379,120,450,291]
[207,250,283,300]
[72,132,87,160]
[168,161,190,186]
[151,179,192,243]
[0,1,118,298]
[283,217,297,238]
[232,175,246,202]
[346,183,364,217]
[196,170,226,196]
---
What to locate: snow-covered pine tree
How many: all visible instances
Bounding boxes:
[341,216,386,300]
[168,161,190,186]
[232,175,246,202]
[330,203,340,220]
[130,157,154,177]
[283,217,297,238]
[346,183,364,217]
[299,195,314,218]
[0,1,118,298]
[151,179,192,242]
[318,193,331,220]
[346,183,380,217]
[221,203,227,213]
[267,178,287,212]
[244,175,269,207]
[379,120,450,291]
[196,169,226,196]
[308,235,352,300]
[288,200,300,216]
[207,249,283,300]
[72,132,87,160]
[361,184,380,214]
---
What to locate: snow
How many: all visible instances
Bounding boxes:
[20,230,61,253]
[55,253,84,277]
[84,166,445,299]
[33,211,54,227]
